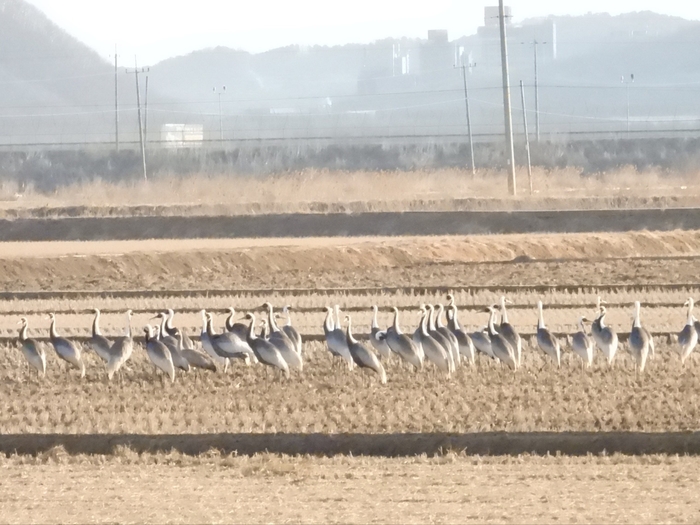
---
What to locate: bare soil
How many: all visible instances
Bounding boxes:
[1,231,700,292]
[0,453,698,524]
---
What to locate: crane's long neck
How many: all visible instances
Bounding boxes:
[392,308,401,334]
[225,310,234,331]
[346,317,357,345]
[284,308,292,327]
[166,311,175,333]
[248,315,257,340]
[92,311,102,336]
[428,306,436,331]
[451,305,461,330]
[178,330,184,350]
[201,312,208,334]
[687,300,695,326]
[579,318,586,332]
[500,298,509,324]
[20,321,28,341]
[420,309,429,336]
[159,316,168,340]
[633,303,642,328]
[267,305,280,332]
[436,304,445,328]
[206,316,215,337]
[125,313,132,339]
[334,306,341,330]
[487,309,497,336]
[537,303,545,330]
[372,307,379,329]
[49,317,58,340]
[324,309,334,333]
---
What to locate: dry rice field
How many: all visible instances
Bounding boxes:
[3,229,700,523]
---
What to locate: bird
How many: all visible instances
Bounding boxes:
[591,301,618,367]
[571,316,594,369]
[414,306,450,374]
[88,308,112,363]
[225,307,250,342]
[434,303,461,368]
[143,325,175,382]
[469,309,495,360]
[200,309,229,372]
[176,328,217,373]
[426,304,455,372]
[17,317,46,378]
[536,301,561,368]
[369,305,392,360]
[322,306,354,370]
[47,312,86,378]
[206,312,253,365]
[629,301,651,373]
[445,296,475,365]
[676,298,698,366]
[106,309,134,381]
[281,305,303,356]
[344,315,387,384]
[382,306,423,370]
[485,306,517,370]
[263,303,303,371]
[164,308,194,350]
[245,313,289,379]
[499,296,522,368]
[156,312,190,372]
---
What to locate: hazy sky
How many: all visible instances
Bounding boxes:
[25,0,700,65]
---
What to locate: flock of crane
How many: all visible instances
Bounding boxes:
[14,295,700,383]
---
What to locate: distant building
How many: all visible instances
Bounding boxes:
[161,124,203,149]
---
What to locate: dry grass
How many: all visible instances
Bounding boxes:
[4,166,700,214]
[1,452,699,523]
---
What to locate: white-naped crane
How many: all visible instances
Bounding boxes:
[225,307,251,342]
[17,317,46,379]
[446,295,475,365]
[143,324,175,383]
[571,316,594,370]
[344,315,387,384]
[677,298,698,366]
[263,302,303,372]
[435,303,461,368]
[323,306,354,370]
[200,309,229,372]
[469,308,495,361]
[164,308,195,350]
[485,305,517,370]
[426,304,455,373]
[281,305,303,356]
[380,306,423,370]
[499,296,522,368]
[414,305,450,374]
[48,312,86,378]
[88,308,112,363]
[629,301,651,373]
[155,312,190,372]
[369,305,392,361]
[206,312,253,366]
[245,313,289,379]
[591,299,618,367]
[536,301,561,368]
[106,309,134,381]
[176,328,217,374]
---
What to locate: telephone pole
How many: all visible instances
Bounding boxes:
[213,86,226,142]
[454,56,476,176]
[498,0,516,195]
[521,39,547,142]
[112,45,119,152]
[144,74,149,147]
[126,57,149,182]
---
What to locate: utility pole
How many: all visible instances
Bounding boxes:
[498,0,516,195]
[521,39,547,142]
[454,55,476,176]
[126,57,149,182]
[622,73,634,137]
[112,45,119,152]
[213,86,226,143]
[144,74,149,147]
[519,80,533,195]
